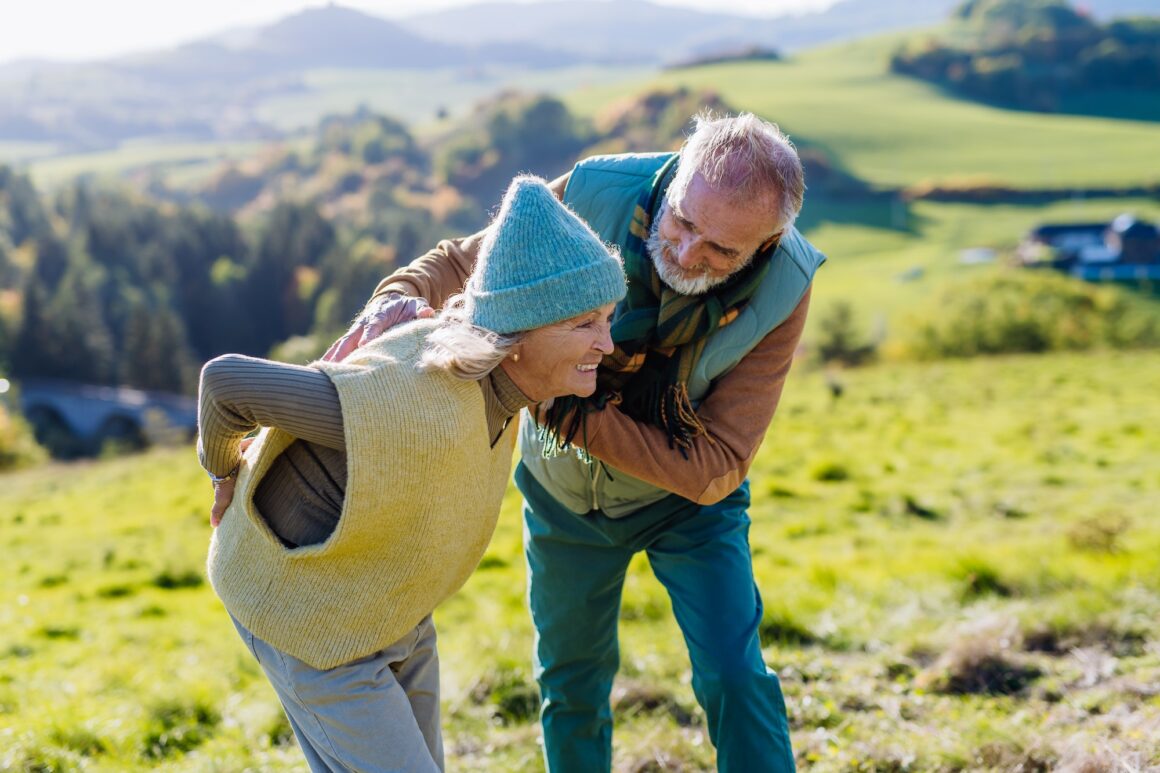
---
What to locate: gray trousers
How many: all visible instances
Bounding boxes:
[231,614,444,773]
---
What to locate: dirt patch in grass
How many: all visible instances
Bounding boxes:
[612,679,697,727]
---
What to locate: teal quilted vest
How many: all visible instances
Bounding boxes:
[519,153,825,516]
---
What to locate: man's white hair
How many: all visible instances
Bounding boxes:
[669,111,805,236]
[420,294,524,381]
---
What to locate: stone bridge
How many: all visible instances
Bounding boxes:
[16,378,198,457]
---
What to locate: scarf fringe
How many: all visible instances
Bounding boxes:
[662,383,712,459]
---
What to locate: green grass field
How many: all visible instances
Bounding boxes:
[4,21,1160,771]
[0,141,62,164]
[254,64,656,134]
[2,348,1158,771]
[563,34,1160,192]
[7,139,267,191]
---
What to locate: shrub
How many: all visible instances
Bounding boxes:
[151,569,204,590]
[1066,512,1129,553]
[919,616,1042,695]
[896,270,1160,359]
[266,712,295,747]
[1024,618,1147,657]
[928,651,1042,695]
[0,402,47,472]
[954,557,1015,601]
[51,725,107,757]
[810,458,851,482]
[468,664,540,725]
[759,608,817,648]
[141,698,220,759]
[611,679,696,726]
[816,301,877,366]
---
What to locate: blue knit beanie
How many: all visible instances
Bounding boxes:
[465,175,626,335]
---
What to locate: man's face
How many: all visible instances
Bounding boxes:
[647,172,779,296]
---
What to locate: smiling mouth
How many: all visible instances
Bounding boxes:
[576,364,598,372]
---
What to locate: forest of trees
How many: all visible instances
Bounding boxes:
[0,88,730,398]
[890,0,1160,112]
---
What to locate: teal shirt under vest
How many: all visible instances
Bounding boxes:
[519,152,826,517]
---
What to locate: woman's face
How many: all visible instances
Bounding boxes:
[502,303,617,402]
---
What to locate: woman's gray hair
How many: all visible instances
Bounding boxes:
[669,110,805,235]
[419,294,524,381]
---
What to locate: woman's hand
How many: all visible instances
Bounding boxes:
[210,477,236,528]
[208,438,254,527]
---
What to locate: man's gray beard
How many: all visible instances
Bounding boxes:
[645,215,753,296]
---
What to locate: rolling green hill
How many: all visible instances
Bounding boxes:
[2,348,1158,770]
[3,19,1160,769]
[563,33,1160,192]
[550,31,1160,346]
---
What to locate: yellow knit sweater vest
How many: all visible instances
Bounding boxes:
[207,320,517,669]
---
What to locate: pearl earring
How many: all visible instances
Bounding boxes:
[512,352,520,362]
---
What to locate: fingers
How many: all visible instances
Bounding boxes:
[323,296,433,362]
[357,318,388,348]
[210,479,237,528]
[321,326,360,363]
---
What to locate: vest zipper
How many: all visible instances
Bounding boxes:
[589,461,602,512]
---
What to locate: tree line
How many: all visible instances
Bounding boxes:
[0,88,727,396]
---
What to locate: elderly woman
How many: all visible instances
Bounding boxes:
[196,176,625,772]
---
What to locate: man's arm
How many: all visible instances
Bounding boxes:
[372,231,483,310]
[578,288,811,505]
[324,173,574,362]
[372,172,572,307]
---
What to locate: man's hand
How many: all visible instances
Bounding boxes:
[322,294,434,362]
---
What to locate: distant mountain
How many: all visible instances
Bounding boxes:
[396,0,954,63]
[399,0,1158,63]
[115,5,575,84]
[0,5,579,148]
[1,0,1153,151]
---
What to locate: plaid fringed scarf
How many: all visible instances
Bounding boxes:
[540,156,775,458]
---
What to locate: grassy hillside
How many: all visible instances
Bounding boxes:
[16,139,267,191]
[2,64,652,189]
[550,33,1157,346]
[2,348,1158,771]
[11,29,1160,194]
[796,195,1160,343]
[564,33,1160,191]
[4,21,1160,770]
[253,64,655,133]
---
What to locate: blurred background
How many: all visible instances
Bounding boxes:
[1,0,1158,770]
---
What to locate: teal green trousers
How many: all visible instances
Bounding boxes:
[516,462,795,772]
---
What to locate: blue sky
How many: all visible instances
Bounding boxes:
[1,0,839,63]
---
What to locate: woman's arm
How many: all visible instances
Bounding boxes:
[197,354,346,479]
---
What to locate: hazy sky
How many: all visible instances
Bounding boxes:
[1,0,840,63]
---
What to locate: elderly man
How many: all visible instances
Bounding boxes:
[330,112,824,772]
